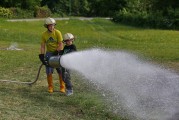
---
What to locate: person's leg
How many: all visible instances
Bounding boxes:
[57,67,66,93]
[63,69,73,96]
[47,73,53,93]
[45,52,54,93]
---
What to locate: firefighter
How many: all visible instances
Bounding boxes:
[39,17,65,93]
[61,33,77,96]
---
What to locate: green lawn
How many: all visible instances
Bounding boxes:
[0,18,178,120]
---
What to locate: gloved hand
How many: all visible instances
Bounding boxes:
[39,54,47,65]
[53,50,63,55]
[58,50,63,55]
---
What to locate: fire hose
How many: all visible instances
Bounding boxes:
[0,64,43,85]
[0,55,61,85]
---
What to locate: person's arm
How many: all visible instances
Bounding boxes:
[70,45,77,52]
[40,42,46,54]
[55,30,63,54]
[73,45,77,51]
[65,45,77,54]
[56,41,63,51]
[53,41,63,55]
[39,42,47,65]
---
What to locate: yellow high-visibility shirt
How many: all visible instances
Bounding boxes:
[41,29,63,52]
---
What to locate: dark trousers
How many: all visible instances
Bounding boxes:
[62,67,72,90]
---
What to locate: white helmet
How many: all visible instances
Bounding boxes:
[44,17,56,28]
[63,33,74,41]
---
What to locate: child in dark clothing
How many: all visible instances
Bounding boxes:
[62,33,77,96]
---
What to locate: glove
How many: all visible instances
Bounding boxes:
[58,50,63,55]
[53,50,63,55]
[39,54,47,65]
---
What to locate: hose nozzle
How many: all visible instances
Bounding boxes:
[48,55,62,68]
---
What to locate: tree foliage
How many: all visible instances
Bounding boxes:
[0,0,179,17]
[112,0,179,29]
[87,0,127,16]
[0,0,127,17]
[0,0,41,10]
[0,0,179,29]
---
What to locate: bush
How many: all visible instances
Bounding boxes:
[34,6,51,18]
[113,8,179,30]
[0,7,12,18]
[10,7,34,18]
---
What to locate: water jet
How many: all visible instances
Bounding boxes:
[60,48,179,120]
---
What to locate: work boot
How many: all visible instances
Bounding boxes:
[59,74,66,93]
[47,74,53,93]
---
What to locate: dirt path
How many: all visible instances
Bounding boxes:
[7,17,111,22]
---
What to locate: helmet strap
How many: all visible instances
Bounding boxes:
[48,28,52,32]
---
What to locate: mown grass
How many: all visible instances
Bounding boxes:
[0,18,178,120]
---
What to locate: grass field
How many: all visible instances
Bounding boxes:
[0,18,178,120]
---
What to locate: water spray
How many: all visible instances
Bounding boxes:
[59,48,179,120]
[0,41,63,85]
[0,42,44,85]
[1,47,179,120]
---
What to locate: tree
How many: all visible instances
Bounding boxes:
[87,0,127,17]
[71,0,89,16]
[0,0,41,10]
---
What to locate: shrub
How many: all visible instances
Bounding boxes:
[0,7,12,18]
[10,7,34,18]
[113,8,179,30]
[34,6,51,18]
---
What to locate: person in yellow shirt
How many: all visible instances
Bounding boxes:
[39,17,65,93]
